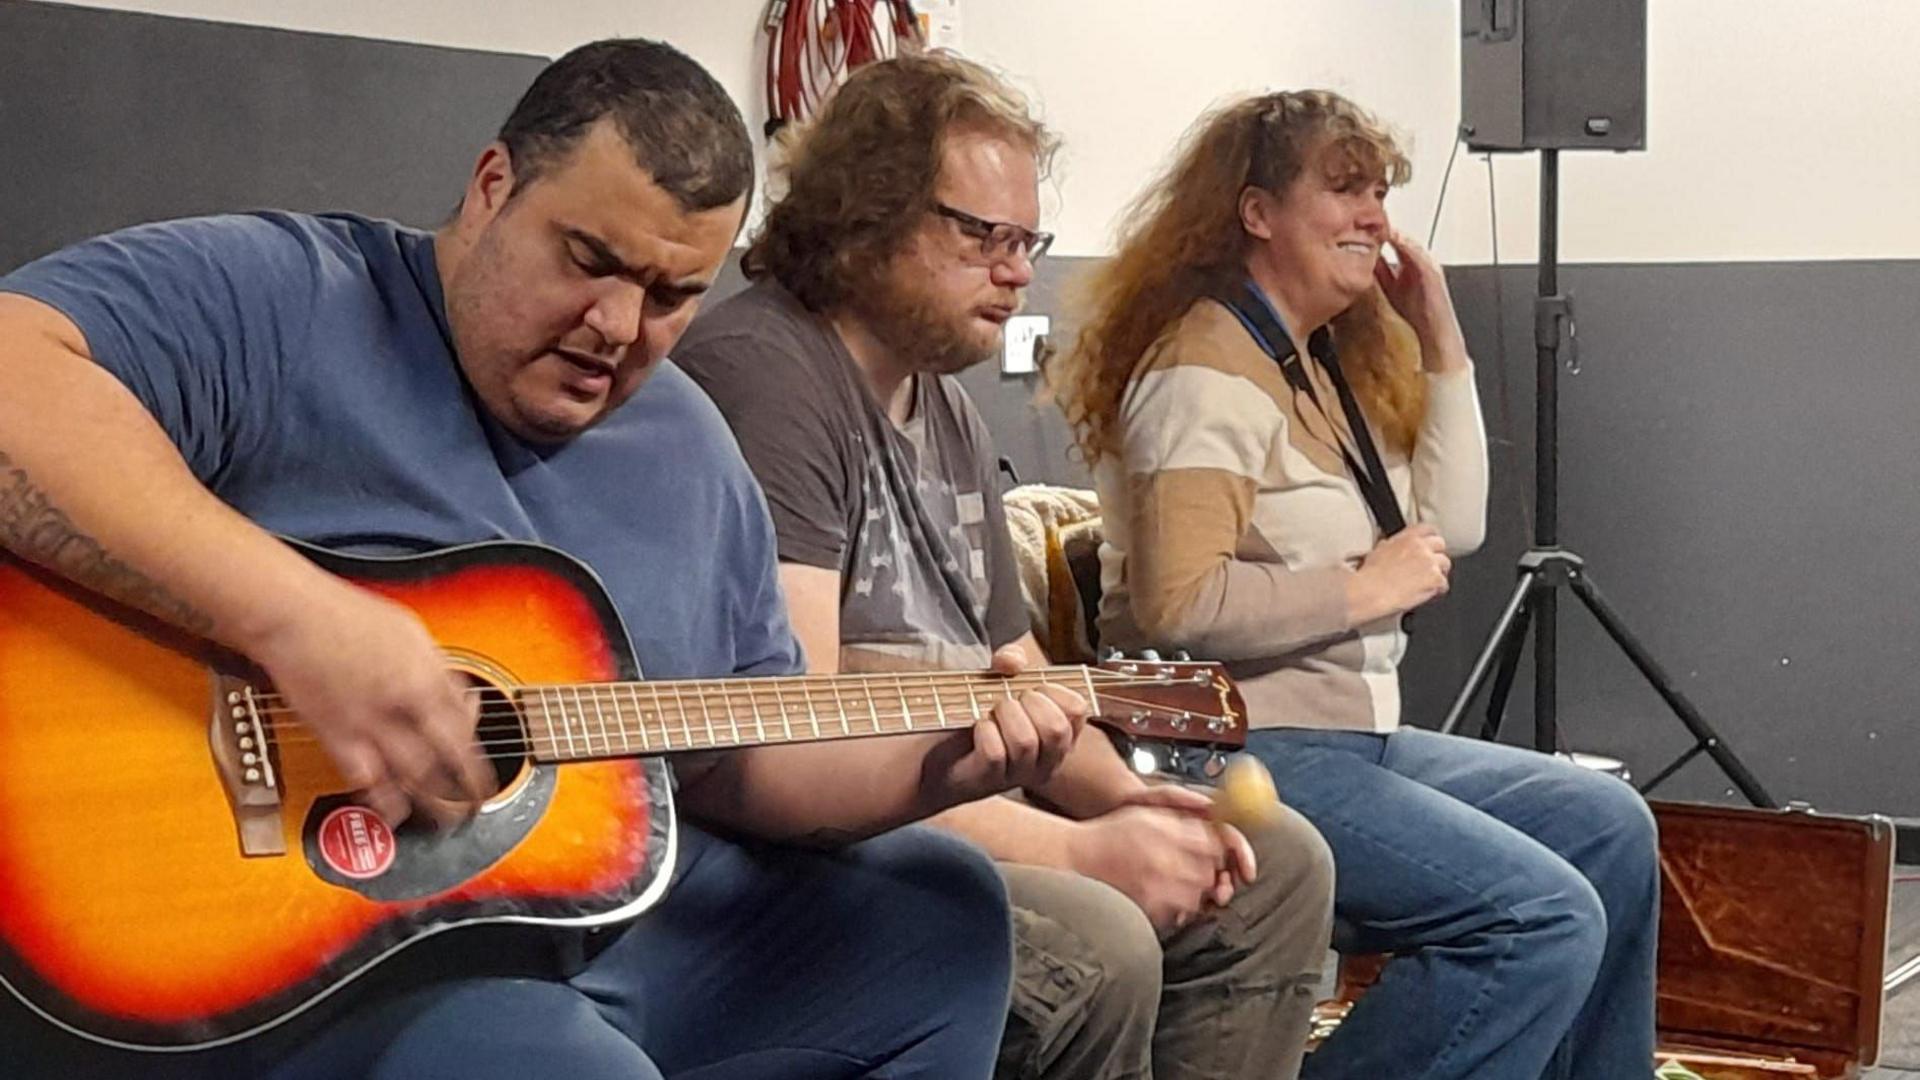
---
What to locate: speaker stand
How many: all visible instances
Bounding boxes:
[1435,150,1776,809]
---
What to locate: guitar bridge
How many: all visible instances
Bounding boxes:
[209,674,286,857]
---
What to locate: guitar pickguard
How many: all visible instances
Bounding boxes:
[299,765,556,902]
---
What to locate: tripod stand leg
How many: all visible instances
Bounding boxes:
[1534,587,1559,753]
[1566,571,1777,809]
[1481,599,1534,742]
[1439,573,1537,735]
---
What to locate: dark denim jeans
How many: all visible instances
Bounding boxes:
[6,824,1013,1080]
[1247,728,1658,1080]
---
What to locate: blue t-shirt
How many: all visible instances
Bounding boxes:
[0,211,800,681]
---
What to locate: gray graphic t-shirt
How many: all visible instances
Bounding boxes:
[676,279,1027,670]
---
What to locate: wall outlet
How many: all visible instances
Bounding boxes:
[1002,313,1049,375]
[915,0,963,52]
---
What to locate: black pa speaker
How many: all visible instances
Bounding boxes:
[1460,0,1646,152]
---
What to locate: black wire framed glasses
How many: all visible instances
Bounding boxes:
[933,203,1054,263]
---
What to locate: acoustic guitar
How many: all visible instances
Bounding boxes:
[0,540,1246,1051]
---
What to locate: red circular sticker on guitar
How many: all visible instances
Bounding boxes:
[317,806,397,880]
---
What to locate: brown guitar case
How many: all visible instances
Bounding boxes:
[1652,800,1893,1078]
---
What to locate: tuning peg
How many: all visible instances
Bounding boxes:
[1137,648,1161,661]
[1098,646,1121,662]
[1172,649,1192,662]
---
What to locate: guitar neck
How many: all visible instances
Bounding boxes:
[514,667,1103,762]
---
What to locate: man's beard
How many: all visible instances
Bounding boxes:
[854,272,1008,377]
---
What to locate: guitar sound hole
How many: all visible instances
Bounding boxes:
[466,680,531,795]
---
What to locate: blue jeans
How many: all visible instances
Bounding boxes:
[1247,728,1658,1080]
[5,824,1013,1079]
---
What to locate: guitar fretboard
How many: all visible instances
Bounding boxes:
[515,668,1102,762]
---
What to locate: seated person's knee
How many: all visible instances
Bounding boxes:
[1514,867,1609,996]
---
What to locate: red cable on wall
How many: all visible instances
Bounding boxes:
[763,0,924,139]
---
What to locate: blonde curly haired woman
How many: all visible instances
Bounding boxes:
[1051,90,1657,1080]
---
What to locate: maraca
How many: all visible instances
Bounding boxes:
[1211,754,1285,830]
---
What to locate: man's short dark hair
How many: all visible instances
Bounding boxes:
[499,38,753,212]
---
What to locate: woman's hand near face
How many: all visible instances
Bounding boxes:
[1375,229,1470,374]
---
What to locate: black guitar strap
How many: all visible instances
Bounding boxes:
[1213,280,1408,538]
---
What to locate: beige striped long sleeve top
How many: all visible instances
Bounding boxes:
[1093,298,1489,733]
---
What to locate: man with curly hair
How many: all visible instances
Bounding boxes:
[676,52,1335,1080]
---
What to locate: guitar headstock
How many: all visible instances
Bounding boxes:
[1085,652,1246,749]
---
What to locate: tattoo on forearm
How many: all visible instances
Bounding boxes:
[0,450,216,635]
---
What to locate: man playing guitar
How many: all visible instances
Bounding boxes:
[0,37,1084,1079]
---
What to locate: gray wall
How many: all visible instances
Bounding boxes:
[943,257,1920,817]
[0,0,544,272]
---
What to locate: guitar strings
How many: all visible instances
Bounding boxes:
[239,668,1214,721]
[236,671,1213,718]
[238,664,1166,710]
[245,687,1240,761]
[246,685,1232,738]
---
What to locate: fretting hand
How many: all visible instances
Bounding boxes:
[922,645,1089,806]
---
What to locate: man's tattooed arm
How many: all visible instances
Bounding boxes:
[0,448,216,636]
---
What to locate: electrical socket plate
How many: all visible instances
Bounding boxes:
[916,0,962,51]
[1002,313,1049,375]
